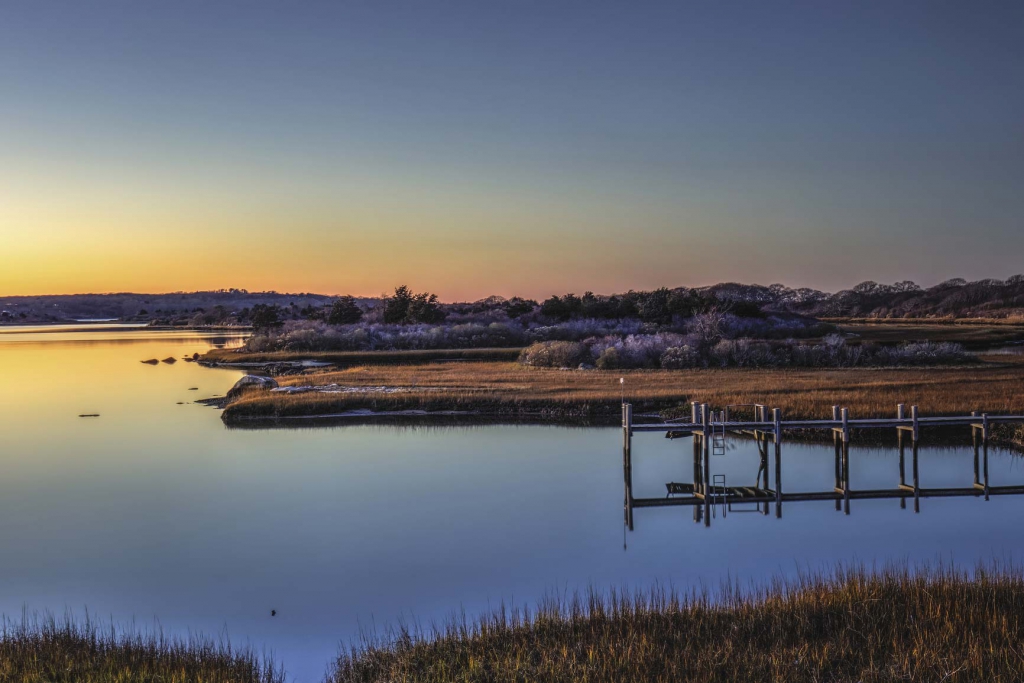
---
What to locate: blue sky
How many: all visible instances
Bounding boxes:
[2,1,1022,297]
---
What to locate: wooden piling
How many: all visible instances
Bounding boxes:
[898,432,907,510]
[983,438,990,501]
[912,439,920,513]
[703,416,711,528]
[833,431,842,512]
[774,435,782,518]
[622,403,633,530]
[842,437,851,515]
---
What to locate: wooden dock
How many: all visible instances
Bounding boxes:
[621,402,1024,529]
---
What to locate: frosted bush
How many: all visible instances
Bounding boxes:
[518,341,592,368]
[661,345,702,369]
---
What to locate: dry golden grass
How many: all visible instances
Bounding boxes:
[329,564,1024,683]
[829,320,1024,347]
[223,356,1024,422]
[202,347,522,365]
[0,615,282,683]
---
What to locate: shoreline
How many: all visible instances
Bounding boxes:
[204,354,1024,448]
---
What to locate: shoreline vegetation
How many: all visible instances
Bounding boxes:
[330,564,1024,683]
[195,283,1024,439]
[0,616,283,683]
[8,565,1024,682]
[208,353,1024,445]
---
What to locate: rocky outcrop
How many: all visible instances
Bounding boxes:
[227,375,279,398]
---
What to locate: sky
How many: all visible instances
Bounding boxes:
[1,1,1022,300]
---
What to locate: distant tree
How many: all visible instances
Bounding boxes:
[301,304,325,321]
[408,291,446,324]
[689,306,728,350]
[382,286,445,324]
[383,286,413,323]
[853,281,882,295]
[730,301,764,318]
[540,295,574,321]
[250,304,282,332]
[634,288,672,323]
[504,297,537,318]
[579,291,619,319]
[327,296,363,325]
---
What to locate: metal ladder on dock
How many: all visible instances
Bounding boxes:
[712,411,726,456]
[711,474,727,518]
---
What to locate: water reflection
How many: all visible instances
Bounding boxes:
[624,432,1024,529]
[5,326,1024,682]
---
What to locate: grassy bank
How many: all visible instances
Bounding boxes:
[221,356,1024,426]
[329,565,1024,683]
[0,615,282,683]
[9,567,1024,681]
[830,319,1024,347]
[202,347,523,366]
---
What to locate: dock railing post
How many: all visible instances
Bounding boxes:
[898,404,905,421]
[692,402,699,425]
[622,403,632,450]
[911,405,919,443]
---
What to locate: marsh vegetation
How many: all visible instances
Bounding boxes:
[328,564,1024,683]
[219,355,1024,426]
[0,615,283,683]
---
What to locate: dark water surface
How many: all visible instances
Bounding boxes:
[1,327,1023,681]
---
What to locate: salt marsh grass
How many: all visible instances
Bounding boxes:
[0,614,283,683]
[329,563,1024,683]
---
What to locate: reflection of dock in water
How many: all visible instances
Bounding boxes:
[621,402,1024,529]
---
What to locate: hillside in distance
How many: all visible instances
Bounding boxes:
[705,276,1024,319]
[3,276,1023,326]
[0,290,350,326]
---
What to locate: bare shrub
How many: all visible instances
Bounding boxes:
[518,341,592,368]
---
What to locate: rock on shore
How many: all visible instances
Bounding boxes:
[227,375,279,398]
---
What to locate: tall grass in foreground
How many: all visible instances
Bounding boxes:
[329,564,1024,683]
[0,614,283,683]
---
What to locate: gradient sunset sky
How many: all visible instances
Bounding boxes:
[2,1,1022,300]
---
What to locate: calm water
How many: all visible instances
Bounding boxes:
[2,327,1024,681]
